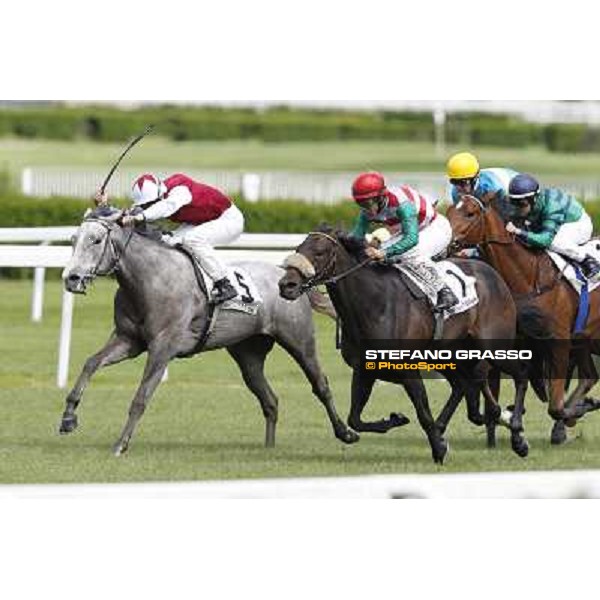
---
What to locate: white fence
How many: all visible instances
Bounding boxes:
[0,230,299,388]
[20,167,600,203]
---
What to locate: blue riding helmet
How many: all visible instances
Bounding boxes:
[508,173,540,203]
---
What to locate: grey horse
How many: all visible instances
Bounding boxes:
[59,207,359,455]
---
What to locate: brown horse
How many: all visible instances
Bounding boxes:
[447,194,600,443]
[278,227,531,462]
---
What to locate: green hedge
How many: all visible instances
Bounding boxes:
[544,124,600,153]
[3,193,600,280]
[0,193,357,232]
[0,103,560,148]
[3,192,600,231]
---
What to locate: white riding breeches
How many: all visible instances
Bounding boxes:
[381,215,453,293]
[166,204,244,281]
[381,214,453,261]
[548,212,593,263]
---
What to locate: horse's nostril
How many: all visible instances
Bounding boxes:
[68,273,81,282]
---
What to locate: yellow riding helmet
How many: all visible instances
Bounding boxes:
[446,152,480,180]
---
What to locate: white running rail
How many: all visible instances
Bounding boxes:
[0,232,299,388]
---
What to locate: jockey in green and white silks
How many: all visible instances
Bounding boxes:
[349,172,458,311]
[506,173,600,281]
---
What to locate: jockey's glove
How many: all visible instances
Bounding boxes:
[121,213,146,227]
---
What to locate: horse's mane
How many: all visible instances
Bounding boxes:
[83,205,168,246]
[85,205,121,220]
[315,223,369,261]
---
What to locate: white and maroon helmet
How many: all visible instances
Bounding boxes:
[131,173,166,206]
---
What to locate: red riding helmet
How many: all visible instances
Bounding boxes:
[351,172,387,202]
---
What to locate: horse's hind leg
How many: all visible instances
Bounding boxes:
[435,380,464,435]
[59,332,143,435]
[227,336,279,448]
[274,336,360,444]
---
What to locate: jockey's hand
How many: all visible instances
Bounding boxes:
[120,213,145,227]
[506,221,522,235]
[93,190,108,206]
[365,246,386,261]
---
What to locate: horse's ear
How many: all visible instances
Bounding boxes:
[480,191,497,206]
[316,222,333,234]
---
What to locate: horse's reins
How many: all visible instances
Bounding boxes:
[84,218,136,277]
[454,196,566,299]
[298,232,373,292]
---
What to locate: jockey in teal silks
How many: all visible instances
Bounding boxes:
[446,151,518,258]
[506,173,600,282]
[446,151,518,217]
[349,171,458,312]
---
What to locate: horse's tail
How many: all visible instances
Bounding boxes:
[307,289,337,320]
[516,304,556,403]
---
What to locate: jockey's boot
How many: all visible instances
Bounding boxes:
[211,277,238,304]
[435,285,459,312]
[580,255,600,282]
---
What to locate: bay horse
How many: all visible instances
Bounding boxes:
[447,194,600,443]
[59,207,359,455]
[278,227,531,463]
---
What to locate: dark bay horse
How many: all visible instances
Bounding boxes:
[447,194,600,443]
[278,227,530,463]
[59,207,359,455]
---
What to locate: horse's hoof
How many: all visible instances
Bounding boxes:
[340,429,360,444]
[512,436,529,458]
[59,415,78,434]
[389,412,410,428]
[433,439,449,465]
[112,442,128,457]
[550,421,567,445]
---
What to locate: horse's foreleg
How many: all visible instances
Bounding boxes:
[59,332,142,435]
[402,377,448,464]
[227,337,280,448]
[347,371,409,434]
[112,348,170,456]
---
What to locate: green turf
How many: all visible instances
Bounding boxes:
[1,279,599,484]
[1,137,600,178]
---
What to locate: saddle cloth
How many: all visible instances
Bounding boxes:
[200,266,263,315]
[547,239,600,294]
[393,260,479,320]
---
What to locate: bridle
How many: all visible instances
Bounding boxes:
[452,197,566,299]
[82,218,136,278]
[451,195,513,251]
[298,231,373,293]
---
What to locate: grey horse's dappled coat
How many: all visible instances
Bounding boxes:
[60,210,358,455]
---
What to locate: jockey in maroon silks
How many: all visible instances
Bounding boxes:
[97,173,244,304]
